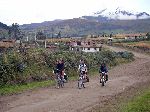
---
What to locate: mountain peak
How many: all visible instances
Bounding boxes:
[93,8,107,15]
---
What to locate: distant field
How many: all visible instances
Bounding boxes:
[45,37,107,43]
[113,41,150,53]
[124,41,150,48]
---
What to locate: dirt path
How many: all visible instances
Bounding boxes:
[0,46,150,112]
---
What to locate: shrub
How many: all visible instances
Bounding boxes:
[117,51,134,60]
[0,48,134,86]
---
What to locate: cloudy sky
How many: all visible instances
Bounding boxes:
[0,0,150,25]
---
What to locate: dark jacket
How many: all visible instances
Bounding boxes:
[99,65,108,73]
[56,63,64,72]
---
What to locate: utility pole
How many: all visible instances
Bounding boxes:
[44,34,47,48]
[26,36,29,42]
[45,40,47,48]
[34,32,36,41]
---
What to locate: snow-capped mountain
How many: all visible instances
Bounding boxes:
[86,7,150,20]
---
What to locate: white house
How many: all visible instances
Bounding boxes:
[69,39,103,52]
[81,45,102,52]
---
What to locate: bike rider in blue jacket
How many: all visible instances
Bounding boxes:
[54,59,64,88]
[99,63,108,82]
[56,59,64,75]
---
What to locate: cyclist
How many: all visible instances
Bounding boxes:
[54,59,65,88]
[78,59,88,88]
[78,60,87,77]
[99,63,108,83]
[57,59,64,77]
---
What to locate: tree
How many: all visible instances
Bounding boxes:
[9,23,23,40]
[51,27,54,38]
[57,31,61,38]
[36,31,46,40]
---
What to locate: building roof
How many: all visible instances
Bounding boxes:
[0,41,14,48]
[2,39,16,42]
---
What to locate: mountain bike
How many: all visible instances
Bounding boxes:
[78,71,87,89]
[56,73,64,88]
[100,72,107,86]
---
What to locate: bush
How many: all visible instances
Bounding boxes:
[0,48,134,86]
[117,51,134,60]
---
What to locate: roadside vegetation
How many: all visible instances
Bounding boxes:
[92,83,150,112]
[121,89,150,112]
[0,48,134,95]
[0,80,54,95]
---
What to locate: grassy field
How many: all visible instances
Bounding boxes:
[0,80,55,95]
[114,41,150,48]
[0,68,97,95]
[113,41,150,55]
[121,89,150,112]
[125,41,150,48]
[92,82,150,112]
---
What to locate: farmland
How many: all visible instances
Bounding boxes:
[113,41,150,54]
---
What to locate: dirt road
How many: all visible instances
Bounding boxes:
[0,46,150,112]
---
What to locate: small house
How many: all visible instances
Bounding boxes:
[70,40,102,52]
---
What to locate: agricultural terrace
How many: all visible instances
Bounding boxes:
[113,41,150,54]
[46,37,107,43]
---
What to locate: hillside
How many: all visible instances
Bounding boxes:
[21,18,150,37]
[0,22,9,30]
[20,8,150,37]
[0,22,10,39]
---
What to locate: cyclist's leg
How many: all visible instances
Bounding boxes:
[56,73,60,88]
[78,74,81,89]
[82,71,86,88]
[55,73,58,88]
[100,73,102,83]
[106,73,108,81]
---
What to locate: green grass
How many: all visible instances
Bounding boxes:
[119,40,150,45]
[121,90,150,112]
[0,69,98,96]
[0,80,55,95]
[126,41,150,45]
[145,41,150,44]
